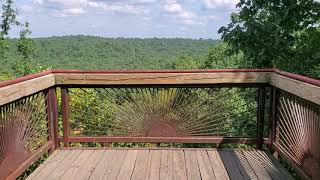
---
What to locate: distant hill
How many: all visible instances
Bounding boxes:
[4,36,219,71]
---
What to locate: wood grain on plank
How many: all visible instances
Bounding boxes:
[270,73,320,105]
[185,150,201,180]
[28,150,70,180]
[103,150,127,180]
[146,150,161,180]
[89,150,117,180]
[54,72,270,85]
[160,150,173,180]
[60,150,94,180]
[117,150,138,180]
[47,150,82,180]
[263,151,294,180]
[131,150,150,180]
[68,150,104,180]
[26,150,62,179]
[196,150,216,180]
[241,150,272,180]
[230,150,257,179]
[0,74,55,106]
[172,150,187,180]
[219,150,245,180]
[207,150,230,180]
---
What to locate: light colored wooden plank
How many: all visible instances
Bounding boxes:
[185,150,201,180]
[26,150,62,179]
[219,150,245,180]
[68,150,104,180]
[160,150,173,180]
[60,150,94,180]
[207,150,230,180]
[0,74,55,106]
[89,150,117,180]
[241,150,272,180]
[146,150,161,180]
[131,150,150,180]
[196,150,216,180]
[117,150,139,180]
[46,150,82,180]
[54,72,270,85]
[103,150,127,180]
[172,150,187,180]
[271,73,320,105]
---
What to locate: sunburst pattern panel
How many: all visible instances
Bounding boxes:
[68,87,258,138]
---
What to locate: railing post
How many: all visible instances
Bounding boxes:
[257,87,266,149]
[61,87,70,147]
[45,87,59,153]
[269,86,278,152]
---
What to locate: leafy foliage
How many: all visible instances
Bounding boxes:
[219,0,320,77]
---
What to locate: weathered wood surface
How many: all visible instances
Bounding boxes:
[27,149,293,180]
[54,72,270,85]
[270,73,320,105]
[0,74,55,106]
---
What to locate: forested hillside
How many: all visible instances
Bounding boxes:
[2,36,218,71]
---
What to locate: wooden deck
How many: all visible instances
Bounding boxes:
[27,149,293,180]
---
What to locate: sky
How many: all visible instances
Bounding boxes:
[8,0,240,39]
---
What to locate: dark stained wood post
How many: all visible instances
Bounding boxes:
[269,86,277,150]
[45,87,59,153]
[61,87,70,147]
[257,87,266,149]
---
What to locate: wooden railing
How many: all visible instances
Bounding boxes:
[0,69,319,180]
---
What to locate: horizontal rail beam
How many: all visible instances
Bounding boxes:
[270,73,320,105]
[54,72,271,85]
[58,136,259,144]
[0,74,55,106]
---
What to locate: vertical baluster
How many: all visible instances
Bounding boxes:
[61,87,70,147]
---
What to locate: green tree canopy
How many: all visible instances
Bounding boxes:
[219,0,320,77]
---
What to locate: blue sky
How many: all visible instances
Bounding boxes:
[9,0,239,39]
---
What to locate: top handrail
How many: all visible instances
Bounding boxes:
[0,68,319,88]
[0,68,319,106]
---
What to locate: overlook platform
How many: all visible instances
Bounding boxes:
[0,69,319,180]
[27,149,292,180]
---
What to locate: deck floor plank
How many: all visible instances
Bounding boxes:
[46,150,82,180]
[69,150,104,180]
[131,150,150,180]
[219,150,246,180]
[27,150,70,180]
[207,150,230,180]
[196,150,216,180]
[159,150,173,180]
[103,150,128,180]
[117,150,139,180]
[60,150,94,180]
[172,150,187,180]
[185,150,201,180]
[242,150,273,180]
[89,150,116,180]
[146,150,161,180]
[27,149,293,180]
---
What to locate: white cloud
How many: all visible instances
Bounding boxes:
[163,0,203,26]
[203,0,238,9]
[207,15,221,21]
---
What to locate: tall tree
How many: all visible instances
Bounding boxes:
[219,0,320,76]
[0,0,39,77]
